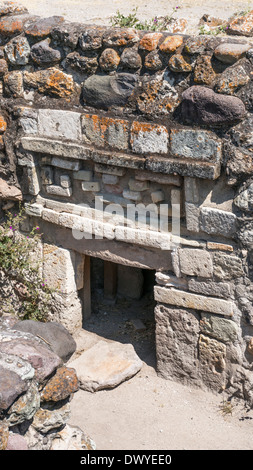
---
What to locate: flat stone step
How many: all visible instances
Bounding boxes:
[68,338,143,392]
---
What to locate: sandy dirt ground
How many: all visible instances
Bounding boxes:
[18,0,253,452]
[19,0,253,34]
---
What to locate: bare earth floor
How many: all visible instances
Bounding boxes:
[20,0,253,451]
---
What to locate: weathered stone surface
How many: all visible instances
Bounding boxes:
[65,51,98,74]
[144,50,163,71]
[0,335,61,383]
[139,32,163,51]
[0,1,28,17]
[155,304,200,383]
[200,207,237,238]
[50,424,96,450]
[200,313,239,343]
[52,22,84,50]
[188,279,231,299]
[103,27,139,47]
[40,366,78,402]
[180,86,246,126]
[214,43,251,64]
[7,382,40,425]
[82,113,129,150]
[130,121,169,154]
[120,47,142,70]
[159,35,183,53]
[6,432,28,450]
[4,35,30,65]
[13,320,77,362]
[82,73,137,110]
[184,37,207,55]
[3,70,23,97]
[0,57,7,76]
[0,365,28,410]
[24,67,75,98]
[193,55,216,86]
[30,38,61,66]
[198,334,226,390]
[0,422,9,450]
[130,75,179,116]
[170,129,222,162]
[215,63,250,95]
[0,14,32,38]
[99,48,120,72]
[154,286,234,316]
[178,248,213,278]
[25,16,64,39]
[32,403,70,433]
[0,177,22,200]
[228,10,253,36]
[38,108,81,141]
[68,339,142,392]
[168,54,192,72]
[213,253,244,280]
[234,183,253,211]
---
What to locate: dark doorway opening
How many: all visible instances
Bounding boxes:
[82,257,156,367]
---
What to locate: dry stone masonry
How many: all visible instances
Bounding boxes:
[1,1,253,421]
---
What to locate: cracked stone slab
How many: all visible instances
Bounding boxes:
[68,339,143,392]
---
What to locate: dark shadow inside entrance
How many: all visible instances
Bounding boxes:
[82,257,156,368]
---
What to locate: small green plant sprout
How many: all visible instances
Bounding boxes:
[219,397,234,417]
[199,24,228,36]
[0,205,53,322]
[110,6,181,31]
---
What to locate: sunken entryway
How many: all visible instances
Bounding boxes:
[82,257,156,367]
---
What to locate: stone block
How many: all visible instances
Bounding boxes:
[135,170,182,186]
[82,73,137,110]
[185,202,200,232]
[170,129,222,162]
[155,304,200,383]
[38,109,81,141]
[154,286,234,316]
[122,189,142,202]
[51,157,80,171]
[5,36,30,65]
[188,279,231,299]
[60,175,71,188]
[198,334,226,388]
[200,313,239,343]
[213,254,244,280]
[24,203,43,217]
[81,182,100,192]
[102,174,119,185]
[41,166,53,185]
[200,207,237,238]
[73,170,92,181]
[94,163,126,176]
[46,185,72,198]
[27,166,40,195]
[82,114,129,150]
[184,176,199,203]
[43,244,78,294]
[206,242,233,252]
[178,248,213,278]
[128,178,149,192]
[130,121,169,154]
[42,208,60,225]
[151,190,164,203]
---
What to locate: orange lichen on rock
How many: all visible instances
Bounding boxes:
[0,14,29,36]
[139,32,163,51]
[159,35,183,53]
[228,10,253,36]
[0,114,7,133]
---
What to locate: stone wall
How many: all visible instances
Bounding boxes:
[0,2,253,404]
[0,316,95,450]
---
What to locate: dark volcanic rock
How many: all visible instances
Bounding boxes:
[82,73,138,110]
[180,85,246,126]
[30,38,61,66]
